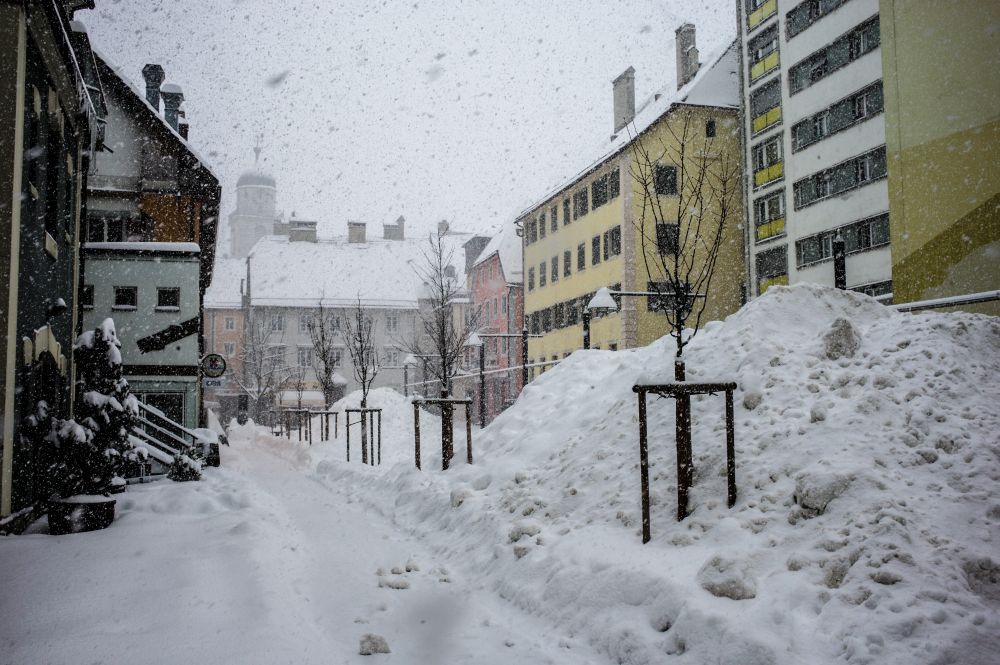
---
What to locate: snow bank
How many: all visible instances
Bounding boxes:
[266,284,1000,665]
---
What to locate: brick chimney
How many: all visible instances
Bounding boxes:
[437,220,450,236]
[675,23,700,90]
[612,66,636,134]
[348,221,367,243]
[383,215,405,240]
[289,219,318,243]
[463,235,491,274]
[141,64,164,111]
[160,82,184,131]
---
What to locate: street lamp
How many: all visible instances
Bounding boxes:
[832,231,846,290]
[464,333,486,428]
[402,354,418,397]
[582,287,619,350]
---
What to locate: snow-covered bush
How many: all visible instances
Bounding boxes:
[167,451,203,482]
[49,319,143,498]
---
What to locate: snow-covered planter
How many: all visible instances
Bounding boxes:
[45,319,142,534]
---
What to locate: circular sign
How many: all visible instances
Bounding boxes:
[201,353,227,378]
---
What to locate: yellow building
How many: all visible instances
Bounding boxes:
[520,29,744,373]
[881,0,1000,314]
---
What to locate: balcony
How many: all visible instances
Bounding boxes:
[749,51,779,82]
[751,106,782,135]
[747,0,776,31]
[753,162,784,188]
[755,217,785,242]
[758,273,789,293]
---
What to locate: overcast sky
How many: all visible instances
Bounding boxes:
[84,0,735,250]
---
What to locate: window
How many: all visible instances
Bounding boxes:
[297,347,313,367]
[756,245,788,293]
[591,236,601,266]
[789,17,881,94]
[384,348,400,366]
[602,231,610,261]
[551,256,559,283]
[749,78,782,134]
[156,287,180,310]
[268,346,285,370]
[563,198,571,226]
[577,243,586,271]
[852,280,892,299]
[553,302,564,328]
[609,226,622,257]
[592,174,609,208]
[332,348,343,367]
[656,223,679,256]
[225,317,235,330]
[752,136,783,187]
[563,250,572,277]
[609,168,620,199]
[792,82,883,151]
[754,191,785,241]
[385,313,399,333]
[566,298,578,325]
[299,313,314,334]
[813,112,829,140]
[795,214,890,267]
[113,286,137,310]
[331,315,341,332]
[526,219,537,244]
[81,284,94,309]
[502,294,508,313]
[793,146,886,208]
[706,120,716,137]
[551,205,558,232]
[224,342,235,357]
[786,0,850,39]
[539,261,547,287]
[539,212,546,239]
[573,189,589,219]
[271,314,284,331]
[541,308,551,332]
[646,281,672,313]
[654,164,677,195]
[748,24,779,81]
[528,267,535,291]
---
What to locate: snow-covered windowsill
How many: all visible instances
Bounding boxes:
[111,306,137,311]
[155,306,181,313]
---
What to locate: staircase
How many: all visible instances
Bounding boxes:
[128,402,220,479]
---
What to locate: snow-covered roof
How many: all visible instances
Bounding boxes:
[246,232,473,309]
[91,48,219,181]
[84,241,200,253]
[204,256,246,309]
[515,39,739,220]
[472,222,523,284]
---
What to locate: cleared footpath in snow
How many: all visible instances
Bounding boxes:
[0,431,604,665]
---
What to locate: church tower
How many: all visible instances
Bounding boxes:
[229,136,278,258]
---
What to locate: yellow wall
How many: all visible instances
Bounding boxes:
[881,0,1000,313]
[522,104,744,368]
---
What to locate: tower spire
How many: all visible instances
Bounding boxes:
[253,132,264,169]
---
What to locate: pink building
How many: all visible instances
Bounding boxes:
[466,225,524,424]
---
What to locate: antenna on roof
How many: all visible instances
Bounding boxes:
[253,132,264,168]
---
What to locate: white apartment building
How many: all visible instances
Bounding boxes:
[738,0,892,301]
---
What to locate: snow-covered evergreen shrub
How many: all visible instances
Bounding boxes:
[49,319,143,498]
[167,451,203,482]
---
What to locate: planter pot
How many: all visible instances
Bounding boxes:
[48,496,116,535]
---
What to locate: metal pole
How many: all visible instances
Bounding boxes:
[638,389,651,544]
[478,344,486,428]
[346,412,350,462]
[675,359,691,521]
[403,364,409,397]
[421,358,428,398]
[377,411,382,465]
[413,403,421,470]
[725,388,736,508]
[521,327,528,388]
[465,403,473,465]
[833,233,846,290]
[582,309,591,350]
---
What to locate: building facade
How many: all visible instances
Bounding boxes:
[521,27,745,374]
[879,0,1000,314]
[82,54,221,430]
[0,0,106,522]
[738,0,892,300]
[465,224,524,424]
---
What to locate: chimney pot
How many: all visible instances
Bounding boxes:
[141,63,164,111]
[612,66,636,134]
[675,23,700,90]
[437,220,450,236]
[160,82,184,131]
[348,221,367,243]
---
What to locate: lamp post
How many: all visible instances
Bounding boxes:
[464,333,485,428]
[402,354,417,397]
[521,326,529,387]
[583,287,620,349]
[833,232,846,290]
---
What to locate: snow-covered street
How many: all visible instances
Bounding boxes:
[0,434,602,665]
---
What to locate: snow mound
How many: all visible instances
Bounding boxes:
[304,284,1000,665]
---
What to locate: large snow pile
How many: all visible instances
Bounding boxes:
[279,284,1000,665]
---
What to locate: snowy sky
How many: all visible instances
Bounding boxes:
[84,0,735,247]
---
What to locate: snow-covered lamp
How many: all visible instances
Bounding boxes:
[587,287,619,313]
[464,332,483,347]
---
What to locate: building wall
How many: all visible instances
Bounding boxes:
[740,0,892,299]
[880,0,1000,313]
[203,307,245,422]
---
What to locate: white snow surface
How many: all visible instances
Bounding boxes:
[473,221,523,283]
[3,285,998,664]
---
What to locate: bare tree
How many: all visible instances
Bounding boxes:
[627,111,741,361]
[402,229,481,398]
[342,296,380,463]
[235,309,293,422]
[306,303,343,408]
